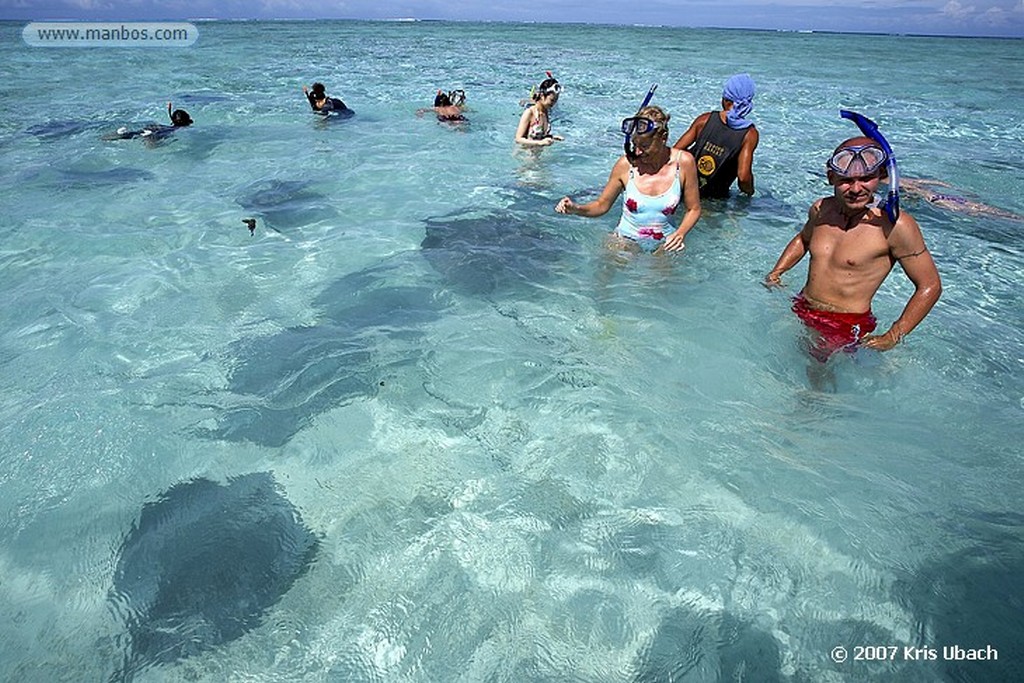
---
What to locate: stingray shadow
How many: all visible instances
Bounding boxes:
[109,472,319,682]
[17,163,156,191]
[893,510,1024,681]
[25,119,107,140]
[633,607,784,682]
[419,205,571,298]
[205,264,451,447]
[209,198,572,447]
[236,179,340,232]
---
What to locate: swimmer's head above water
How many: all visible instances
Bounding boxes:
[625,105,669,161]
[838,109,900,223]
[622,84,659,162]
[622,105,669,136]
[827,137,888,179]
[533,74,561,102]
[433,90,452,107]
[826,136,890,215]
[170,109,193,127]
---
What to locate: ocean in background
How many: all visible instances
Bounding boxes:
[1,19,1022,682]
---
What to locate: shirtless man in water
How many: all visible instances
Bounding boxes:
[765,136,942,361]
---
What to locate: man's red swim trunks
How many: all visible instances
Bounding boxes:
[792,293,877,362]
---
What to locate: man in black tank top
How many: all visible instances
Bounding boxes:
[673,74,759,198]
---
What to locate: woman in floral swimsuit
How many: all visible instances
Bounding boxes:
[555,105,701,253]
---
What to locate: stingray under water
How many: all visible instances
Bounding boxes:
[419,207,570,297]
[25,119,107,140]
[206,203,572,447]
[109,472,319,682]
[17,163,156,191]
[236,179,340,231]
[206,264,451,447]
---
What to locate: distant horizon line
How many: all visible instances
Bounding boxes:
[1,17,1020,40]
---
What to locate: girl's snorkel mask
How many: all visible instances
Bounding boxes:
[624,84,658,162]
[525,71,560,108]
[538,71,561,97]
[839,109,900,223]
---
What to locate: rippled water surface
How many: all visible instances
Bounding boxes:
[1,19,1022,682]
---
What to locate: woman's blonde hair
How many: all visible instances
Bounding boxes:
[637,105,669,134]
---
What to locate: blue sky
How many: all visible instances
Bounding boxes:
[2,0,1022,37]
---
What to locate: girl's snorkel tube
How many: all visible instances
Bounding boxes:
[840,109,900,223]
[625,84,658,161]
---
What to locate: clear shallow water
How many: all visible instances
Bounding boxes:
[1,19,1022,682]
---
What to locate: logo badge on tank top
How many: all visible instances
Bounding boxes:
[698,155,717,177]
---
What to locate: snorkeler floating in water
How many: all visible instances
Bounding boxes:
[901,178,1022,221]
[104,101,193,142]
[416,90,467,123]
[302,82,353,116]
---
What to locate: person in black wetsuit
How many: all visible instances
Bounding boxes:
[103,101,193,142]
[672,74,759,198]
[302,82,352,116]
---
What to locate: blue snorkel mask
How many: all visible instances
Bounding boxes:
[839,109,900,223]
[625,84,658,161]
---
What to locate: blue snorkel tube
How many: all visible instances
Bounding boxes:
[625,84,658,161]
[638,83,658,110]
[840,109,900,223]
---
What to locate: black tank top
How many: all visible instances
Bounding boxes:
[689,113,749,198]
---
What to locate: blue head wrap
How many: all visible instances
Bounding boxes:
[722,73,756,130]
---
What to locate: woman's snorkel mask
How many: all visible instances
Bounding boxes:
[839,109,900,223]
[624,84,658,162]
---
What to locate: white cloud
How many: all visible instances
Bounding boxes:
[66,0,115,9]
[941,0,975,19]
[980,5,1008,21]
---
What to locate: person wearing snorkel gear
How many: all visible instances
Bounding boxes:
[167,102,193,128]
[302,82,352,115]
[515,76,564,147]
[104,101,193,142]
[673,74,759,198]
[765,131,941,362]
[416,90,467,123]
[554,105,700,253]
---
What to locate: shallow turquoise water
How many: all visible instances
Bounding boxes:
[1,19,1022,682]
